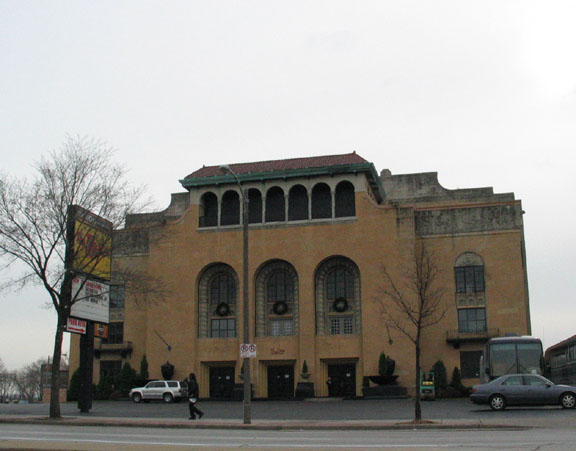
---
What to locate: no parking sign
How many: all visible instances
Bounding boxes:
[240,343,257,358]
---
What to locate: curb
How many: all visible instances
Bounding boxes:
[0,416,532,431]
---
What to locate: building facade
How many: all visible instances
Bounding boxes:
[69,152,531,399]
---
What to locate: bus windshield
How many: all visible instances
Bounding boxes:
[517,343,543,374]
[490,342,542,378]
[491,343,516,377]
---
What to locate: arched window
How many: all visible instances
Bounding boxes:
[335,181,355,217]
[265,187,285,222]
[221,190,240,226]
[288,185,308,221]
[455,253,485,294]
[311,183,332,219]
[267,271,293,303]
[199,192,218,227]
[326,267,354,300]
[255,260,298,337]
[454,252,486,334]
[315,257,361,335]
[248,188,263,224]
[198,264,238,338]
[210,273,236,305]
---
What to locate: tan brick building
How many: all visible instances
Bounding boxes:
[69,152,531,399]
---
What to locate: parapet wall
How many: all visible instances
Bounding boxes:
[380,171,515,203]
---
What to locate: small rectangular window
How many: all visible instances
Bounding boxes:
[103,322,124,344]
[330,318,341,335]
[458,308,486,333]
[270,319,293,336]
[211,318,236,338]
[330,316,354,335]
[343,317,353,334]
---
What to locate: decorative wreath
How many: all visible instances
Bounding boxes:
[333,297,349,313]
[216,302,230,317]
[273,301,289,315]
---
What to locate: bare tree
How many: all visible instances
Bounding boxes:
[0,136,150,417]
[11,358,45,402]
[0,358,15,403]
[380,242,448,422]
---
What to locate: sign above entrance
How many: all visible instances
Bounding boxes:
[240,343,257,358]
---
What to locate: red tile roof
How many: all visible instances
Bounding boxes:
[185,152,368,179]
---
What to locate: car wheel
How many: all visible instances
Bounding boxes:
[489,394,506,411]
[163,393,174,403]
[132,393,142,403]
[560,392,575,409]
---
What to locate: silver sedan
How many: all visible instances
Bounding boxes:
[470,374,576,411]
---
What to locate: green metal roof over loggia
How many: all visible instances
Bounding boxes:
[179,152,384,203]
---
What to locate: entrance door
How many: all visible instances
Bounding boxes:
[209,367,235,400]
[328,363,356,397]
[267,365,294,399]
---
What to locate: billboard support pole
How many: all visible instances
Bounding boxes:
[66,205,113,413]
[78,321,94,412]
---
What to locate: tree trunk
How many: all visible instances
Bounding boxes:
[49,309,65,418]
[50,263,73,418]
[414,333,422,422]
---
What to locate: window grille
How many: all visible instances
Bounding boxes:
[270,319,293,336]
[330,316,354,335]
[455,266,485,293]
[211,318,236,338]
[457,308,486,333]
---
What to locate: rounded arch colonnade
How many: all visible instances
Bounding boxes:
[199,180,356,228]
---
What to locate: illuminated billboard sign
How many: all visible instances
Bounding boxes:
[69,206,113,281]
[70,276,110,323]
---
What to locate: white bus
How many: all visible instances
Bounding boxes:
[480,336,544,383]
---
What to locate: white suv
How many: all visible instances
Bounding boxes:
[129,380,188,403]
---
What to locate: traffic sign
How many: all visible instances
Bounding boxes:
[66,317,87,334]
[240,343,257,358]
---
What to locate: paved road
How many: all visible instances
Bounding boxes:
[1,398,575,428]
[2,423,576,450]
[2,399,576,450]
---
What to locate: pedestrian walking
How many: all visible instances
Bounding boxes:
[186,373,204,420]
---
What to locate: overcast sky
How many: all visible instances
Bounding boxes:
[1,1,575,370]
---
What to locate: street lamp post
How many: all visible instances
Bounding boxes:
[219,165,251,424]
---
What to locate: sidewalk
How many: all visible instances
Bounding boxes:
[0,414,530,431]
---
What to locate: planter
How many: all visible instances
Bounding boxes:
[295,382,315,399]
[362,384,407,399]
[368,375,399,385]
[161,361,174,380]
